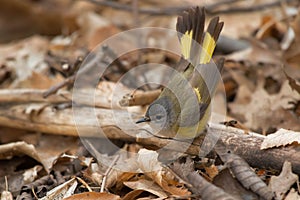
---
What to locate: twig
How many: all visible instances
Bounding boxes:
[84,0,190,15]
[76,177,93,192]
[43,46,108,98]
[46,54,84,77]
[100,155,119,192]
[0,89,71,104]
[83,0,297,16]
[102,45,127,73]
[213,0,297,14]
[119,89,161,106]
[0,88,121,108]
[83,0,234,15]
[132,0,140,28]
[169,160,235,199]
[5,176,8,191]
[43,76,76,98]
[31,187,39,200]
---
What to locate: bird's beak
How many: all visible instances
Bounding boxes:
[136,117,151,124]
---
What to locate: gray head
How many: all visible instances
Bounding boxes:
[136,96,177,130]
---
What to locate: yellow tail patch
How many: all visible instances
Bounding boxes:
[194,87,201,102]
[180,31,217,64]
[180,30,193,59]
[200,32,216,64]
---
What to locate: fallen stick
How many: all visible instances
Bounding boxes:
[0,102,299,174]
[0,88,122,109]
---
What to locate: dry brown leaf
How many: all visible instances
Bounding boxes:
[137,149,190,196]
[88,25,121,50]
[124,179,168,198]
[93,151,140,190]
[261,128,300,150]
[35,135,78,173]
[15,71,64,89]
[268,161,298,200]
[22,165,43,184]
[213,169,259,199]
[281,27,295,51]
[101,7,134,28]
[0,35,65,89]
[1,190,13,200]
[0,0,82,42]
[0,127,34,144]
[76,11,122,50]
[63,192,121,200]
[0,36,48,80]
[220,12,261,39]
[111,171,137,191]
[0,141,40,162]
[122,190,144,200]
[284,11,300,68]
[284,70,300,95]
[226,40,282,65]
[0,134,78,173]
[229,81,300,132]
[285,188,300,200]
[40,177,78,200]
[204,164,219,180]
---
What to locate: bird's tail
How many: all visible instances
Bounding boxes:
[176,7,224,67]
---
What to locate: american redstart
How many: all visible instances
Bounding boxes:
[136,7,224,139]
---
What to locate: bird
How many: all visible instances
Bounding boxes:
[136,7,224,139]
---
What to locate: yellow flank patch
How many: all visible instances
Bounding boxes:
[194,87,201,102]
[180,30,193,59]
[176,107,210,139]
[200,33,216,64]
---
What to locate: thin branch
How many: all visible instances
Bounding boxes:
[43,76,76,98]
[0,89,71,104]
[100,155,119,192]
[214,0,297,14]
[43,46,108,98]
[0,89,116,109]
[83,0,297,16]
[76,177,93,192]
[119,89,161,106]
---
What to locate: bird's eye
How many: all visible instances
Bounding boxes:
[156,115,162,120]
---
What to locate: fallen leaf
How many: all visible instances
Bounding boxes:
[213,168,259,200]
[63,192,121,200]
[88,25,121,50]
[1,190,13,200]
[281,27,295,51]
[204,164,219,180]
[124,179,168,198]
[229,81,300,132]
[268,161,298,200]
[15,71,64,89]
[0,141,40,162]
[285,188,300,200]
[0,36,49,87]
[284,11,300,68]
[226,39,282,65]
[220,12,261,39]
[137,149,190,196]
[122,190,144,200]
[261,128,300,149]
[284,70,300,95]
[35,134,78,173]
[39,177,78,200]
[0,134,78,173]
[22,165,43,184]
